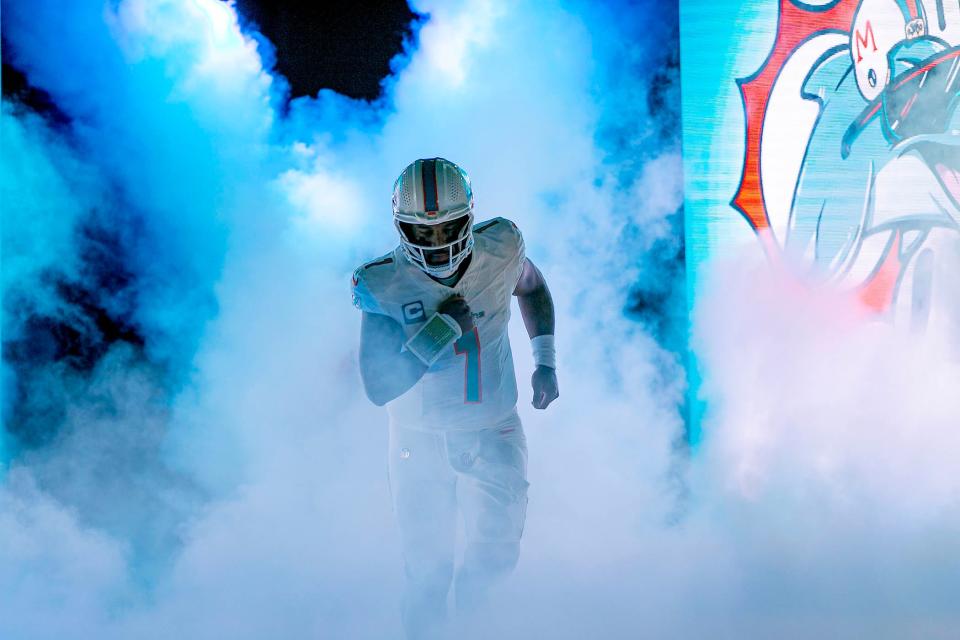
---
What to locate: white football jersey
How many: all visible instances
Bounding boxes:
[353,217,526,431]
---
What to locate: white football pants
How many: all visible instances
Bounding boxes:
[388,409,528,639]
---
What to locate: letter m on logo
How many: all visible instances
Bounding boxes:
[855,20,878,63]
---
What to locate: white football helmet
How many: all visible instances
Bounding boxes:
[392,158,475,278]
[850,0,930,101]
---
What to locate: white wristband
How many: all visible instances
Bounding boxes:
[531,334,556,369]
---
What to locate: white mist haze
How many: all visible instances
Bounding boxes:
[1,1,958,639]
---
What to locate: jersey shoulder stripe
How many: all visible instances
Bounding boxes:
[472,217,525,289]
[363,256,394,269]
[474,219,500,234]
[474,216,521,235]
[474,217,523,257]
[352,250,400,313]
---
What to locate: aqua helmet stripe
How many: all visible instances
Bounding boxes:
[421,158,439,214]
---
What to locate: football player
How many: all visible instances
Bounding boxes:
[352,158,558,638]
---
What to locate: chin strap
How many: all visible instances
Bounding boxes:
[431,268,459,280]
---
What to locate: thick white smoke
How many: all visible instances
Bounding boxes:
[2,0,957,639]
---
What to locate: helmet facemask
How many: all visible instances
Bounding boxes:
[395,212,474,278]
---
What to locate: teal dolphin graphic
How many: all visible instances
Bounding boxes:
[786,37,959,295]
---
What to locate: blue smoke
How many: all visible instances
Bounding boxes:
[6,1,958,638]
[2,0,685,637]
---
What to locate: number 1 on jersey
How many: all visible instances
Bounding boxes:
[454,327,482,403]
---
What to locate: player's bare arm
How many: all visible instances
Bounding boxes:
[358,311,429,406]
[513,257,559,409]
